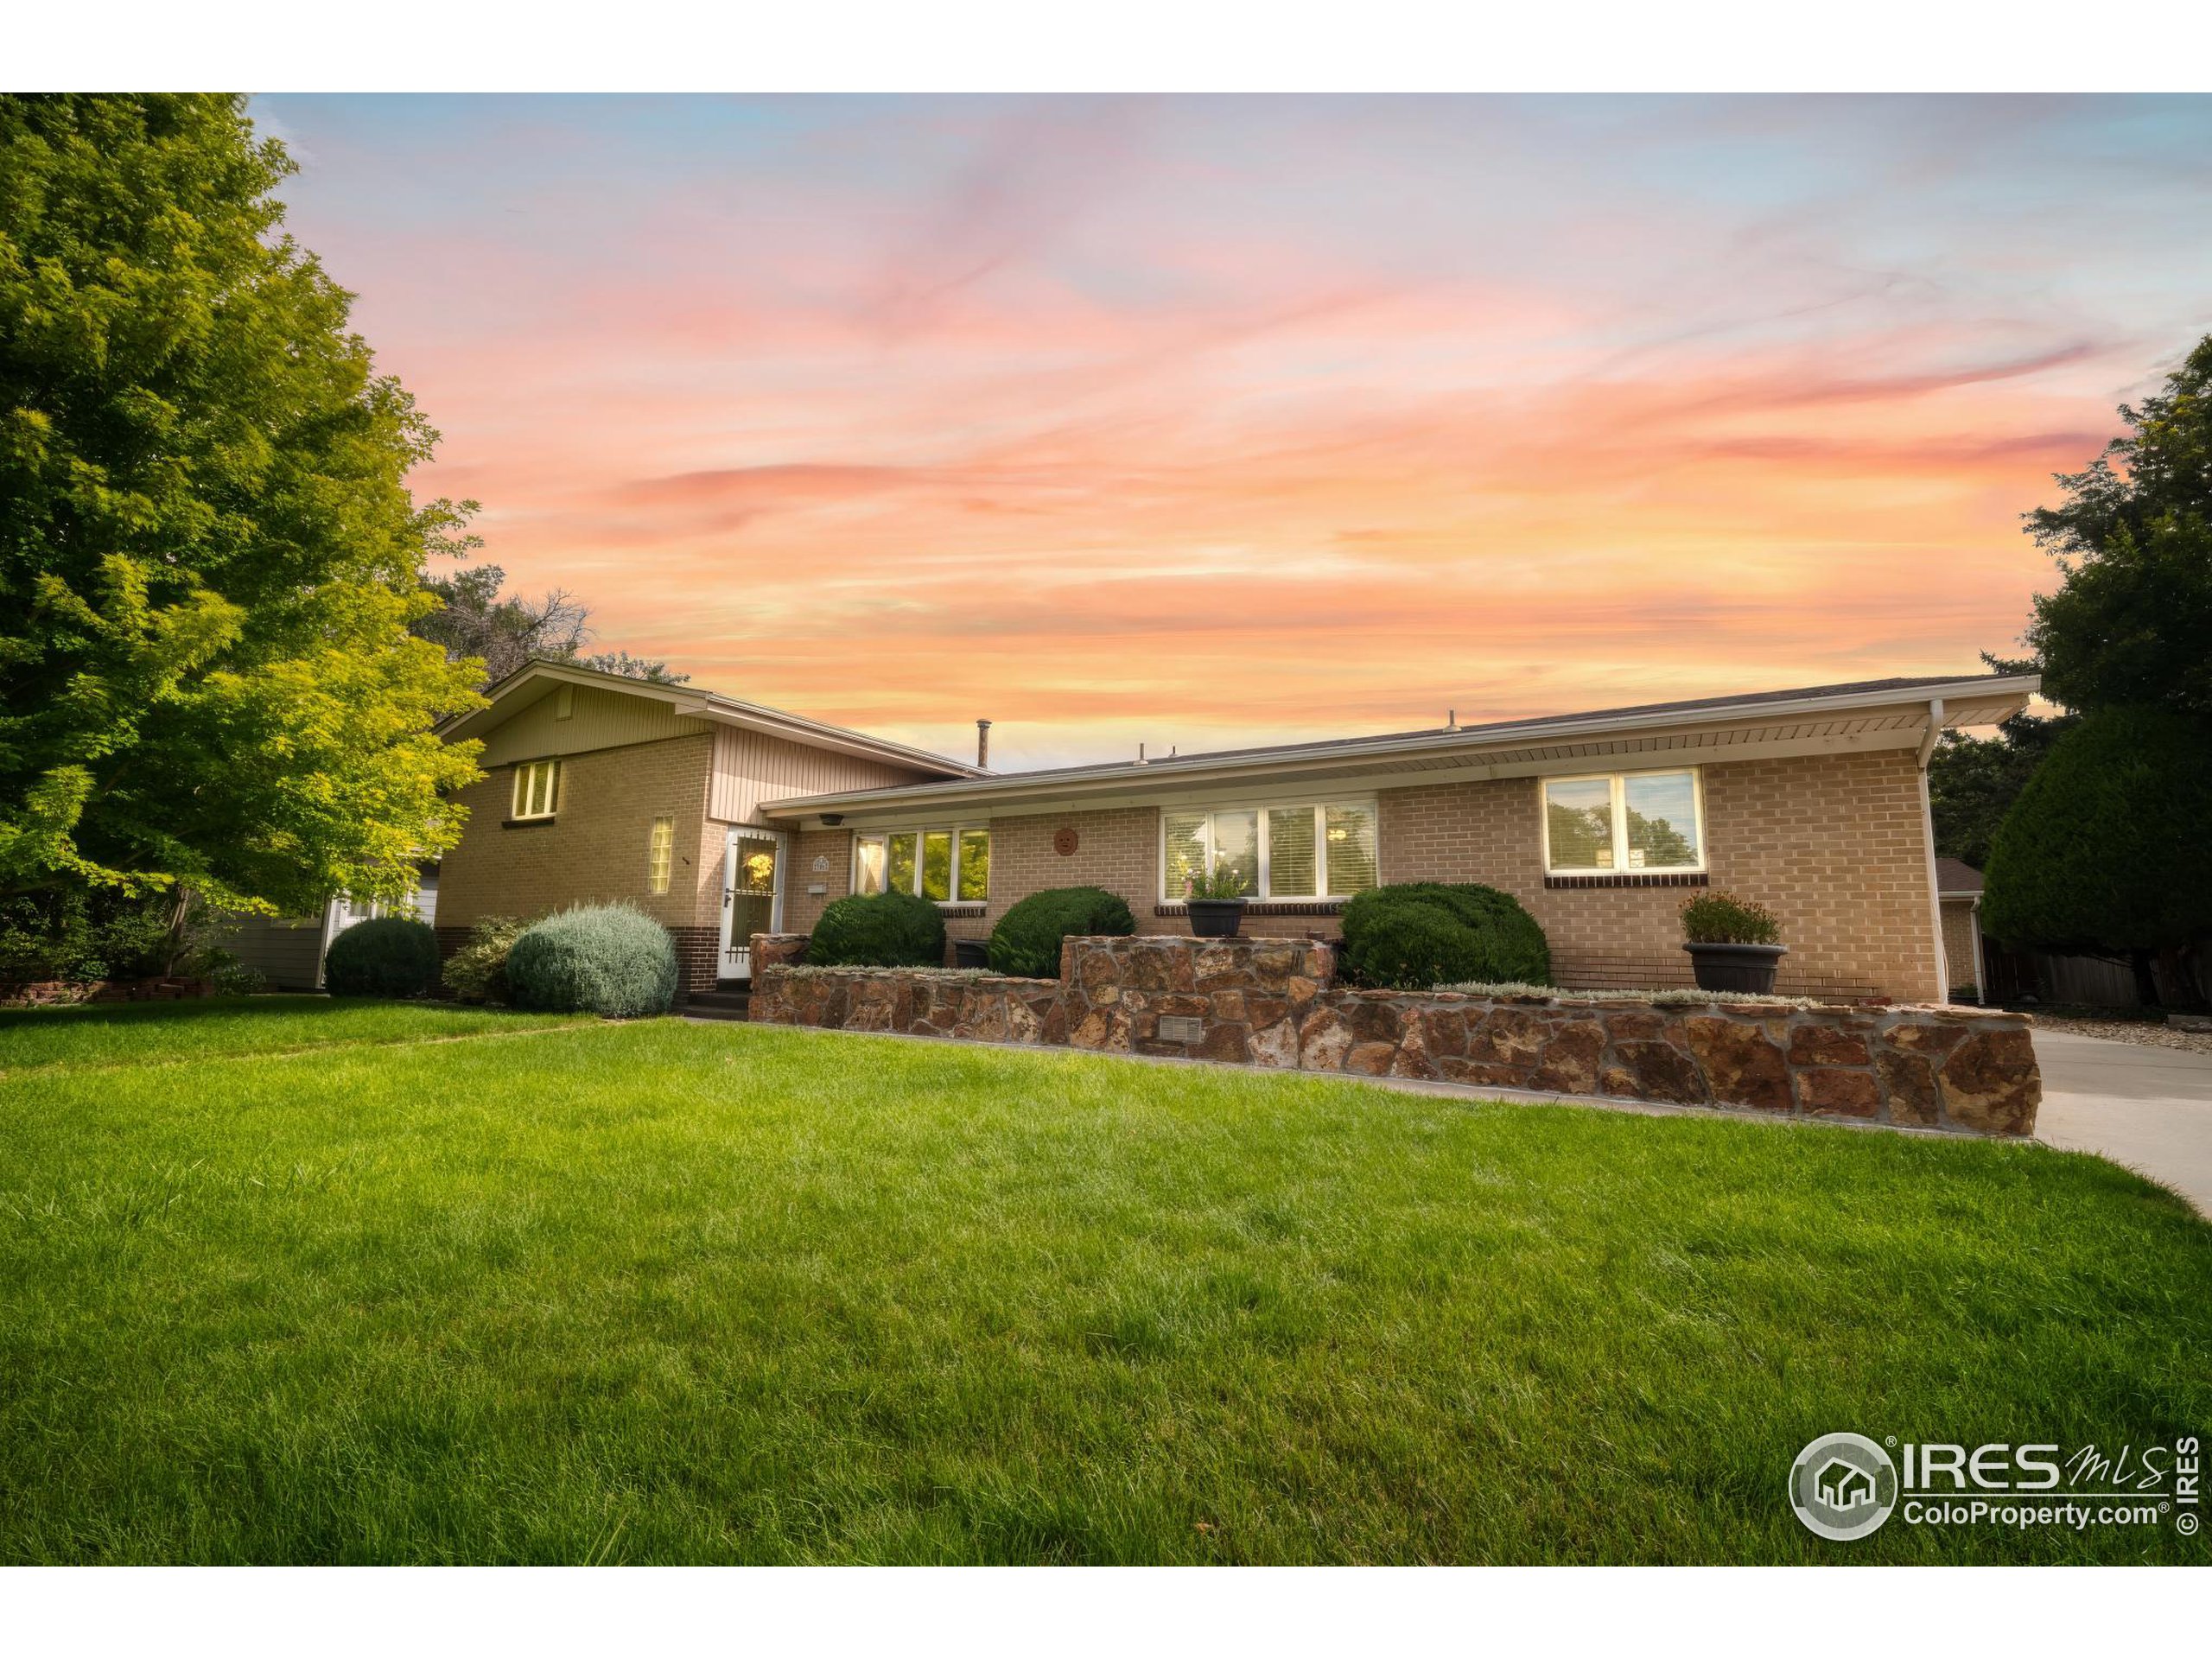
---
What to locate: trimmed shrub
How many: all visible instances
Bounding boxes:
[1679,891,1782,945]
[1338,882,1549,991]
[505,904,678,1018]
[323,916,440,999]
[988,886,1137,978]
[808,889,946,969]
[442,915,528,1004]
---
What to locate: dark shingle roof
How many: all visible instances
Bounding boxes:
[1936,857,1984,894]
[941,676,2005,787]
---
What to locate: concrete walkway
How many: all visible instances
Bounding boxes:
[2033,1029,2212,1215]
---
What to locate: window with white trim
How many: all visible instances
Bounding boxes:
[646,817,674,894]
[512,759,562,821]
[1160,802,1378,901]
[1541,768,1704,874]
[853,825,990,903]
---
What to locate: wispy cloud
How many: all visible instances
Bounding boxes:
[254,92,2212,769]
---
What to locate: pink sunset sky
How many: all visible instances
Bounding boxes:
[256,94,2212,770]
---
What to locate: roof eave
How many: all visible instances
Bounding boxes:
[765,673,2041,817]
[434,658,981,779]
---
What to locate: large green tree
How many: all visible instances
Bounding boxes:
[0,94,486,917]
[1982,708,2212,1005]
[2023,334,2212,720]
[1930,696,2075,870]
[1973,336,2212,1004]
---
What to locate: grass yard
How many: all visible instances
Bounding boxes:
[1,1001,2206,1565]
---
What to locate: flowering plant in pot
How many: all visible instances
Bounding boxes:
[1184,865,1252,939]
[1679,891,1787,995]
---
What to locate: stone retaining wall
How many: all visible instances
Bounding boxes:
[747,932,2039,1135]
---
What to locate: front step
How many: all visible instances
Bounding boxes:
[684,984,752,1021]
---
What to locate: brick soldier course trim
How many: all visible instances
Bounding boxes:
[748,933,2041,1137]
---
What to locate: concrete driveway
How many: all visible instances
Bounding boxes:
[2033,1030,2212,1215]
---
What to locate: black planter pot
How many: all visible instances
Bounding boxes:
[1186,899,1248,939]
[1683,941,1787,995]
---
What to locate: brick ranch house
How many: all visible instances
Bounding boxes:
[428,662,2038,1005]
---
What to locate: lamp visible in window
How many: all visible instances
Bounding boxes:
[646,817,673,894]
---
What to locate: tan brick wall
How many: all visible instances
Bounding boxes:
[780,826,860,938]
[1941,899,1981,998]
[437,733,722,935]
[1376,748,1940,1001]
[768,749,1942,1001]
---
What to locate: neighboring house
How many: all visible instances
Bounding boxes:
[429,665,2035,1004]
[1936,856,1986,1002]
[430,661,980,991]
[218,870,439,990]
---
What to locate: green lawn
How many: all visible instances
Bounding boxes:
[0,994,587,1071]
[1,1001,2205,1564]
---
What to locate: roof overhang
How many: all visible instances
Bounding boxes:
[436,659,982,779]
[760,674,2039,828]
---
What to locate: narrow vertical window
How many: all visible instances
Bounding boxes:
[1163,810,1208,899]
[920,830,953,902]
[956,829,991,901]
[646,817,673,894]
[1266,807,1318,898]
[855,836,887,896]
[1324,804,1378,895]
[886,832,919,896]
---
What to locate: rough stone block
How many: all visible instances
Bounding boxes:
[1611,1039,1709,1104]
[1685,1017,1790,1111]
[1937,1027,2039,1135]
[1788,1024,1872,1067]
[1795,1067,1880,1118]
[1531,1020,1606,1095]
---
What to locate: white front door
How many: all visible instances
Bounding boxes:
[718,828,786,980]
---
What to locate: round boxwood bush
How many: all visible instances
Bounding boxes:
[505,903,678,1018]
[987,886,1136,978]
[808,889,946,968]
[1338,881,1550,990]
[323,916,440,999]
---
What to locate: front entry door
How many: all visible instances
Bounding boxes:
[719,829,785,980]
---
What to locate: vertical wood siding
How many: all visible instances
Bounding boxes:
[711,727,938,825]
[478,684,711,768]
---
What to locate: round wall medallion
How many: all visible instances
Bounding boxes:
[1052,827,1079,857]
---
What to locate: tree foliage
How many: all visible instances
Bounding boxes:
[1982,709,2212,992]
[2023,334,2212,720]
[414,563,688,688]
[1929,704,2077,871]
[0,94,486,913]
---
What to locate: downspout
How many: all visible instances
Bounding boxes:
[1916,697,1948,1003]
[1970,893,1986,1001]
